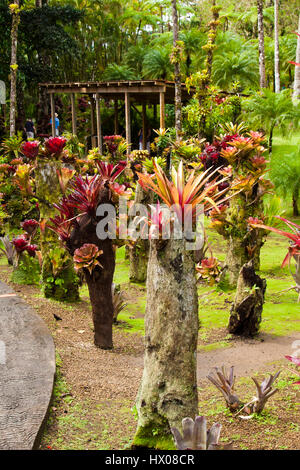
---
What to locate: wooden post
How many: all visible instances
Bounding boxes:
[90,96,96,148]
[159,91,165,129]
[142,103,147,150]
[95,93,102,154]
[114,100,119,135]
[50,93,55,137]
[70,93,77,135]
[125,92,131,154]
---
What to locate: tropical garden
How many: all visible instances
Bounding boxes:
[0,0,299,452]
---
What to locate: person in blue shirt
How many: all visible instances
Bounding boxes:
[50,113,60,136]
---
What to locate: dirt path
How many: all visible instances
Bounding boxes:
[197,332,300,383]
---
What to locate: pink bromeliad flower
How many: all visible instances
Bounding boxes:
[250,216,300,267]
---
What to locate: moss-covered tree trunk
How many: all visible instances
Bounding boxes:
[225,236,249,288]
[228,261,266,336]
[225,233,264,287]
[223,190,264,288]
[129,183,152,283]
[133,238,199,449]
[35,158,79,301]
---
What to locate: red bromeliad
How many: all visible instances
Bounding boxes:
[96,160,127,181]
[47,162,128,349]
[20,141,40,160]
[25,244,38,257]
[251,216,300,300]
[250,216,300,267]
[44,137,67,156]
[21,219,39,236]
[12,235,28,253]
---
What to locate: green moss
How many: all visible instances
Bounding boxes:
[10,255,40,285]
[42,249,80,302]
[132,422,176,450]
[198,340,232,352]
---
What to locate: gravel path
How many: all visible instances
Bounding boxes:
[197,331,300,383]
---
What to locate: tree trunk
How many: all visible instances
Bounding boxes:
[293,185,299,216]
[129,239,148,283]
[36,159,80,302]
[129,183,152,283]
[293,14,300,103]
[224,234,264,288]
[225,236,250,288]
[274,0,280,93]
[269,122,275,153]
[172,0,182,139]
[9,1,20,137]
[133,238,199,449]
[257,0,266,88]
[84,241,115,349]
[67,202,116,349]
[228,261,266,336]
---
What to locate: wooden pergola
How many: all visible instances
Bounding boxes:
[39,80,195,153]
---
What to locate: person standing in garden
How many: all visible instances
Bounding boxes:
[50,112,60,136]
[24,118,36,140]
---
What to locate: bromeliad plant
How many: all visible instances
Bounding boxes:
[208,366,281,417]
[207,366,242,413]
[250,217,300,301]
[112,283,127,323]
[171,416,231,450]
[48,161,130,349]
[196,256,222,285]
[133,159,231,449]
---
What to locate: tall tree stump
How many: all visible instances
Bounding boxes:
[228,260,266,337]
[133,238,199,449]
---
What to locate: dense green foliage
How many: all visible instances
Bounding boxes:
[0,0,298,136]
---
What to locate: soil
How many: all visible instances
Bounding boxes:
[0,262,299,451]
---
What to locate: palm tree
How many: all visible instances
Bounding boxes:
[244,89,300,152]
[142,47,173,80]
[171,0,181,138]
[9,1,20,137]
[212,50,259,90]
[125,43,150,77]
[280,34,298,89]
[120,1,160,44]
[274,0,280,92]
[270,147,300,216]
[102,63,138,81]
[179,29,205,76]
[257,0,266,88]
[293,14,300,102]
